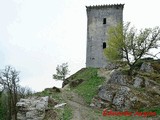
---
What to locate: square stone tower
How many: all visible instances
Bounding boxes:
[86,4,124,68]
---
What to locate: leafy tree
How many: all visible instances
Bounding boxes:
[53,63,70,80]
[0,66,34,120]
[0,66,20,120]
[104,22,160,74]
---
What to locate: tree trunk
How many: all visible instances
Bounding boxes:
[128,65,134,76]
[8,90,12,120]
[11,85,18,120]
[13,87,18,120]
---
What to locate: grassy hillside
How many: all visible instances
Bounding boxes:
[66,68,105,103]
[33,64,160,120]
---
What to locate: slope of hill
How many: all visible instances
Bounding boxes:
[16,59,160,120]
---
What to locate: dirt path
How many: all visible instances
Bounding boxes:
[61,90,102,120]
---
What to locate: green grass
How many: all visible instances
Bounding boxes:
[151,61,160,73]
[62,105,73,120]
[67,68,98,81]
[34,89,62,102]
[35,89,73,120]
[75,75,104,103]
[140,106,160,115]
[93,109,134,120]
[94,108,160,120]
[138,72,160,84]
[135,87,146,92]
[67,68,105,103]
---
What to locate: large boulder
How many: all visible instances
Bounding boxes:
[133,76,145,88]
[107,70,128,85]
[95,68,160,111]
[140,62,154,73]
[98,84,119,102]
[112,86,131,111]
[97,83,160,111]
[70,79,84,87]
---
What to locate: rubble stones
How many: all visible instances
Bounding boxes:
[16,96,49,120]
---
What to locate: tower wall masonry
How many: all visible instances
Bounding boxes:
[86,4,124,68]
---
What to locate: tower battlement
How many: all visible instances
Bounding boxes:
[86,4,124,68]
[86,4,124,9]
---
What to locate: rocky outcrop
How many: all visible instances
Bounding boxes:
[92,62,160,111]
[140,62,154,73]
[133,76,145,88]
[70,79,84,87]
[16,96,49,120]
[107,70,128,85]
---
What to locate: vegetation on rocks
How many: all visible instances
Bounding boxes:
[14,59,160,120]
[104,22,160,75]
[66,68,105,103]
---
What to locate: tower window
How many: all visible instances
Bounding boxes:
[103,18,106,24]
[103,42,106,49]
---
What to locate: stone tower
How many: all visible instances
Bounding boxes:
[86,4,124,68]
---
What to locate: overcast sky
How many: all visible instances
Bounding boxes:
[0,0,160,92]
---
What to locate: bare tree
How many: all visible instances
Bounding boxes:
[17,86,34,98]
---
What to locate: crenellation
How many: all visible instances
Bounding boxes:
[86,4,124,9]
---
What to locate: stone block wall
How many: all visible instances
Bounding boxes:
[16,96,49,120]
[86,4,124,68]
